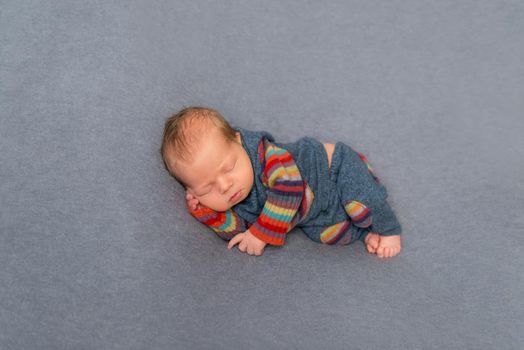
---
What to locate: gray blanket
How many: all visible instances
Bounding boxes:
[1,1,522,349]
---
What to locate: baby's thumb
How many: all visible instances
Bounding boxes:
[228,234,243,250]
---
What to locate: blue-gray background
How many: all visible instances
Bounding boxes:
[1,1,523,349]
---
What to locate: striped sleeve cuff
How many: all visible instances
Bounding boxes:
[249,180,304,246]
[189,206,246,241]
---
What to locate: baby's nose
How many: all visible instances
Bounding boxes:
[217,177,232,193]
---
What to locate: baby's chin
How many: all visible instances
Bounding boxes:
[205,203,234,212]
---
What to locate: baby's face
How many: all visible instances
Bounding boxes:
[170,130,254,212]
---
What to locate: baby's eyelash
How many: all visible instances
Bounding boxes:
[197,185,213,196]
[195,160,236,196]
[196,189,211,197]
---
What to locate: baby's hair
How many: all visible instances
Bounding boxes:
[160,106,237,179]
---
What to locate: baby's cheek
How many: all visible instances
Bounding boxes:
[196,195,209,206]
[197,196,226,212]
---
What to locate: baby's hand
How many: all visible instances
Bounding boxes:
[185,192,201,211]
[228,229,267,256]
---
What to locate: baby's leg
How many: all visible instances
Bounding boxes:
[332,143,401,235]
[319,221,352,245]
[328,143,401,257]
[301,222,384,256]
[301,221,370,247]
[324,143,373,228]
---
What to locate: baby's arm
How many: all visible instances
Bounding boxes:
[186,193,266,255]
[247,140,305,246]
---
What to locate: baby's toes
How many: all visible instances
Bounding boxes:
[383,246,400,258]
[365,233,380,254]
[391,246,401,257]
[378,246,398,258]
[376,246,385,258]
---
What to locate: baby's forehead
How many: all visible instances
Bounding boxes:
[176,145,235,190]
[172,117,215,151]
[172,131,233,172]
[182,113,220,133]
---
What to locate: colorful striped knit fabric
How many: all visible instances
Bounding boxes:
[319,220,352,245]
[319,151,378,244]
[339,152,377,228]
[248,140,306,245]
[358,152,380,183]
[188,206,246,241]
[344,200,372,228]
[188,138,313,246]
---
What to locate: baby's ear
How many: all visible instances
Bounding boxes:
[235,132,242,144]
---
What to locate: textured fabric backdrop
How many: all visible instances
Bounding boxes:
[1,1,523,349]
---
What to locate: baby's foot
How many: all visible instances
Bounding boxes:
[376,235,401,258]
[364,232,380,254]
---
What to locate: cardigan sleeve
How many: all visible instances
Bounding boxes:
[188,205,247,241]
[248,140,305,246]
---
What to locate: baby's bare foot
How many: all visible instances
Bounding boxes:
[376,235,401,258]
[364,232,380,254]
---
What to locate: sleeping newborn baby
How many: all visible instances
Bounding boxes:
[160,107,401,258]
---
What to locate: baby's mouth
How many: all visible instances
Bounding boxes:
[229,190,242,203]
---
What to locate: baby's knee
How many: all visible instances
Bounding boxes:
[344,200,372,228]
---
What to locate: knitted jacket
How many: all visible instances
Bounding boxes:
[187,130,314,246]
[187,128,376,246]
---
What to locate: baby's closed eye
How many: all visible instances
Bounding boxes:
[191,184,213,197]
[196,188,212,197]
[227,160,237,172]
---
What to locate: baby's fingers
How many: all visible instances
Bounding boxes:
[228,234,244,250]
[188,199,199,210]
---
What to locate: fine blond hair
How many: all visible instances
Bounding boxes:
[160,107,237,179]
